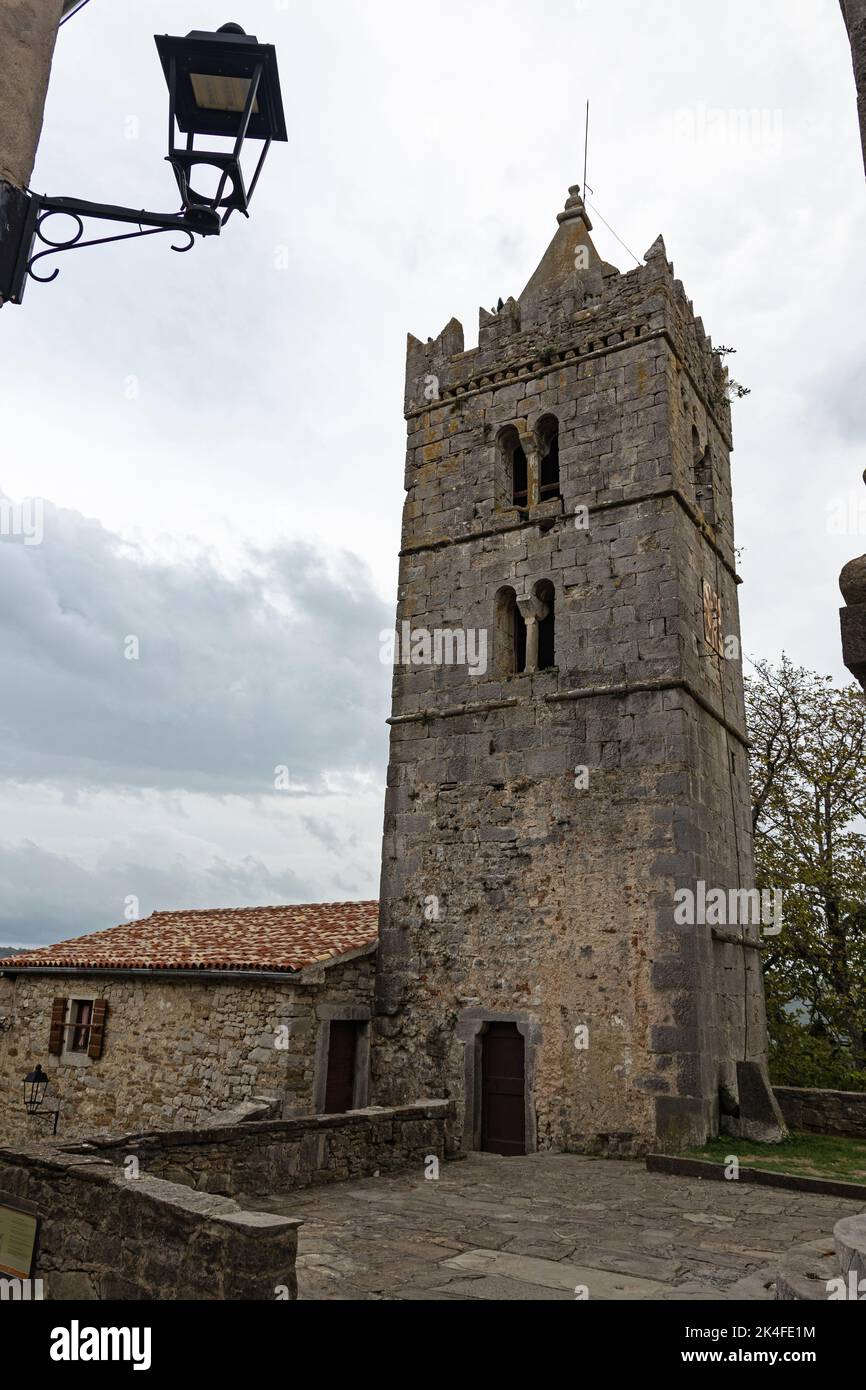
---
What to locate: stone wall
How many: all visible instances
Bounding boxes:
[65,1100,450,1199]
[841,0,866,177]
[373,193,768,1156]
[774,1086,866,1139]
[0,949,375,1140]
[0,1,63,189]
[0,1142,300,1299]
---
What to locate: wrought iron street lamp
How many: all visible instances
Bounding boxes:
[0,22,286,305]
[156,23,287,223]
[23,1064,59,1134]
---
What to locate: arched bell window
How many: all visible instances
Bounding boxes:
[536,415,560,501]
[495,585,527,675]
[499,426,529,509]
[535,579,556,670]
[692,424,716,524]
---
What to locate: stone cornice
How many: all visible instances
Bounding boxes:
[388,676,750,748]
[400,484,741,586]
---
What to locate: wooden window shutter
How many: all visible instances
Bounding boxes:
[48,997,67,1055]
[87,1000,108,1059]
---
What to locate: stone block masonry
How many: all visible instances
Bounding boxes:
[774,1086,866,1139]
[0,1143,300,1300]
[63,1100,450,1199]
[372,185,774,1156]
[0,948,375,1140]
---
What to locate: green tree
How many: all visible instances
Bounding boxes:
[745,656,866,1089]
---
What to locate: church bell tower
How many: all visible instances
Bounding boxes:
[372,184,776,1156]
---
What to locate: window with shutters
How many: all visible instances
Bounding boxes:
[48,995,108,1061]
[69,999,93,1052]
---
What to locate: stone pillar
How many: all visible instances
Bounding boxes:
[517,594,549,674]
[0,0,65,308]
[525,443,541,509]
[839,5,866,685]
[840,550,866,692]
[841,0,866,177]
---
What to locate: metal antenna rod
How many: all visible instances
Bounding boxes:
[583,100,590,197]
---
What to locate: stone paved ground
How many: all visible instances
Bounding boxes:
[243,1153,862,1301]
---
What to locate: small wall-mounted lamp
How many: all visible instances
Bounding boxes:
[24,1064,59,1135]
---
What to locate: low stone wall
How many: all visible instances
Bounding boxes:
[68,1100,451,1199]
[0,1144,300,1300]
[773,1086,866,1139]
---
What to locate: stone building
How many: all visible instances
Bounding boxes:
[372,185,776,1157]
[839,3,866,691]
[0,1,65,310]
[0,903,377,1140]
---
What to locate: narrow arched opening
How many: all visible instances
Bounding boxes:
[535,579,555,670]
[537,415,560,501]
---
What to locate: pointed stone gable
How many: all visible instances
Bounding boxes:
[518,185,604,327]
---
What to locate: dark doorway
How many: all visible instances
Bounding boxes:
[324,1020,360,1113]
[481,1022,526,1155]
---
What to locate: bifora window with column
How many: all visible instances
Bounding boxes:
[495,580,556,676]
[497,415,561,511]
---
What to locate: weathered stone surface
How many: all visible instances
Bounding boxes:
[0,1148,300,1300]
[0,951,375,1140]
[722,1060,787,1143]
[835,1213,866,1287]
[242,1151,863,1301]
[58,1101,450,1199]
[775,1240,841,1302]
[373,186,770,1155]
[774,1085,866,1139]
[840,0,866,177]
[0,1,64,190]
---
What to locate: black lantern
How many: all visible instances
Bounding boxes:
[24,1064,49,1114]
[156,23,288,224]
[0,22,286,304]
[23,1064,59,1134]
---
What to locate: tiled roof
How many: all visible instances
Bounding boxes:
[2,903,380,974]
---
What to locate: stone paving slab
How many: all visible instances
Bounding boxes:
[241,1152,864,1302]
[442,1249,671,1298]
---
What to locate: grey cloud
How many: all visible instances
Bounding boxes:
[0,496,392,795]
[0,839,315,949]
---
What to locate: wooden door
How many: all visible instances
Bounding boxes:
[481,1022,526,1155]
[324,1020,358,1114]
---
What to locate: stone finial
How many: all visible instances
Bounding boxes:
[556,184,593,232]
[518,183,603,327]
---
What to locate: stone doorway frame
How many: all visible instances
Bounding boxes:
[456,1008,540,1154]
[313,1004,372,1114]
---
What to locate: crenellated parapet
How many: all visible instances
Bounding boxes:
[404,188,732,452]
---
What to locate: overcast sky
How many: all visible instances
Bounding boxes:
[0,0,864,946]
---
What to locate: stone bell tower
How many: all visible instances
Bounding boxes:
[371,184,776,1156]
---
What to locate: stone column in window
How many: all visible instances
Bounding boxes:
[518,593,550,673]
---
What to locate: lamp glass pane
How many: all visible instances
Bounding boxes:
[189,72,260,115]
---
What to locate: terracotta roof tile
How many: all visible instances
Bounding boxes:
[3,903,379,974]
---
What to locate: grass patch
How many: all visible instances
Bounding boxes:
[683,1131,866,1183]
